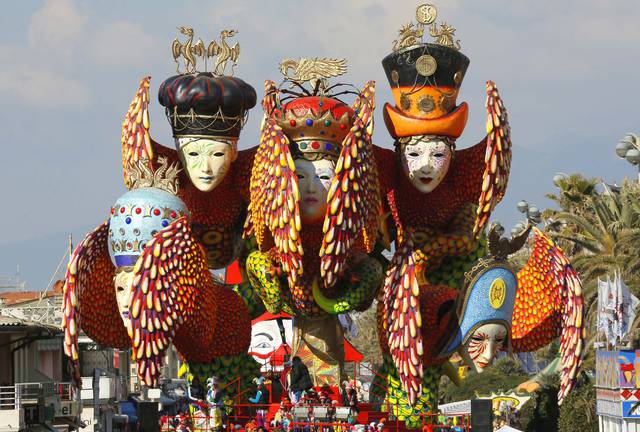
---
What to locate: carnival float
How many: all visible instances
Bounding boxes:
[60,2,586,429]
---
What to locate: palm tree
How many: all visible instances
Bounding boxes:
[544,177,640,358]
[543,174,599,255]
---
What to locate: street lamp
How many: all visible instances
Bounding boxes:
[552,172,569,187]
[511,200,542,237]
[616,133,640,182]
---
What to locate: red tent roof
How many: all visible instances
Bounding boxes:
[224,260,243,285]
[344,339,364,363]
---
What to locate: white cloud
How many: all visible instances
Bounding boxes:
[0,1,162,109]
[0,0,91,108]
[28,0,87,59]
[89,20,161,68]
[0,46,90,108]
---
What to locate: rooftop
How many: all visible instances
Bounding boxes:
[0,280,63,306]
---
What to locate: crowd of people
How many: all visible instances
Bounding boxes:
[161,357,472,432]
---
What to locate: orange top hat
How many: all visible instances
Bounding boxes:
[382,4,470,139]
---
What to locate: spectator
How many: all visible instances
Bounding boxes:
[421,421,434,432]
[188,376,205,402]
[289,357,313,403]
[344,386,359,421]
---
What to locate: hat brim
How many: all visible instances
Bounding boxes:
[383,102,469,139]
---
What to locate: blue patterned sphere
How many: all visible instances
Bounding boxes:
[107,187,189,268]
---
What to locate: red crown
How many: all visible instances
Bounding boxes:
[276,96,354,157]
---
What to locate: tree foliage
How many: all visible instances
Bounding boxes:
[348,300,383,368]
[440,357,528,403]
[557,374,597,432]
[516,374,560,432]
[544,175,640,356]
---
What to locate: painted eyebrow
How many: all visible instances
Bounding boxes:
[253,332,274,341]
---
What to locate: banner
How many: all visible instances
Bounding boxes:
[597,271,639,347]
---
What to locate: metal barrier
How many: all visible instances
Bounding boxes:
[158,402,471,431]
[0,381,73,410]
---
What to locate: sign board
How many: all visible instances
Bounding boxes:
[57,401,80,417]
[596,350,640,389]
[622,401,640,418]
[597,350,640,419]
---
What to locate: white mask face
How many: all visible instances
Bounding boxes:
[113,270,135,327]
[460,323,508,372]
[400,137,453,193]
[248,318,294,372]
[176,138,237,192]
[295,158,335,223]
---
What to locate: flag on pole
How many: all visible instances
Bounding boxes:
[597,277,611,333]
[614,270,639,344]
[599,271,640,346]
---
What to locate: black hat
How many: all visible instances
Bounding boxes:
[158,72,257,139]
[381,43,470,139]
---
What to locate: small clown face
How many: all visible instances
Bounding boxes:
[295,158,335,223]
[113,269,135,326]
[460,323,508,372]
[400,136,453,193]
[176,138,237,192]
[248,316,294,372]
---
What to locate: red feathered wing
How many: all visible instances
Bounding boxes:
[128,217,206,387]
[62,221,130,386]
[121,77,180,187]
[128,217,251,387]
[246,80,303,303]
[512,228,584,404]
[320,81,381,288]
[454,81,512,238]
[381,191,423,404]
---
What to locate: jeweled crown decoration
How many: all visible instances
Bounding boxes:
[108,158,189,266]
[172,26,241,75]
[393,3,461,52]
[275,57,354,158]
[278,98,353,158]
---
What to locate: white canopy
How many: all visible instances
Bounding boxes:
[497,426,523,432]
[438,400,471,415]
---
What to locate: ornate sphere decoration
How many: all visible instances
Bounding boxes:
[108,188,190,267]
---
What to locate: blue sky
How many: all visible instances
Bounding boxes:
[1,0,639,290]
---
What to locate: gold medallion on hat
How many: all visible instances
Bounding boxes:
[416,4,437,25]
[453,71,463,86]
[415,54,437,77]
[439,93,455,113]
[489,278,507,309]
[417,95,435,114]
[400,93,412,111]
[391,70,400,84]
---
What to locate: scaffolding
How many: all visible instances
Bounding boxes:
[0,266,27,290]
[0,239,72,329]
